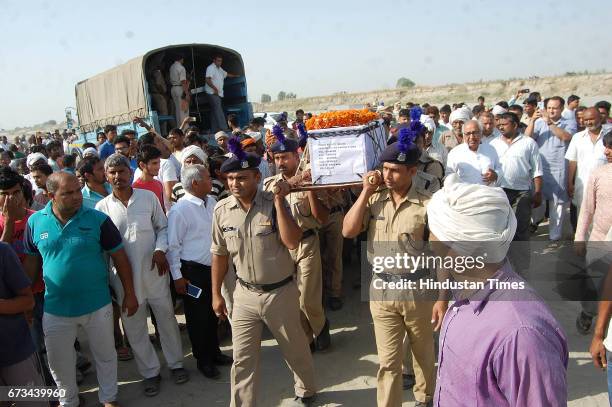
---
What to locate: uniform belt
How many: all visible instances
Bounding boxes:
[376,269,429,282]
[237,276,293,293]
[301,229,316,240]
[171,84,182,87]
[330,206,343,214]
[180,259,211,270]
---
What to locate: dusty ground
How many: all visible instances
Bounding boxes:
[75,223,610,407]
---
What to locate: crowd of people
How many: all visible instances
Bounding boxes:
[1,90,611,407]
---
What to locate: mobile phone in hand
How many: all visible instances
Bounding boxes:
[186,283,202,299]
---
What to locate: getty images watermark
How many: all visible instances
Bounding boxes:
[370,253,526,291]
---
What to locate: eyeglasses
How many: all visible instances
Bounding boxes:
[463,131,481,136]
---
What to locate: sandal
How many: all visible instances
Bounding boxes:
[576,311,593,335]
[171,367,190,384]
[116,346,133,361]
[143,375,161,397]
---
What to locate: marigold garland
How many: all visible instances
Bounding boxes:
[305,109,378,130]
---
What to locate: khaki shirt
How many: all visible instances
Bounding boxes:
[362,181,433,265]
[211,189,295,284]
[262,174,321,231]
[418,151,444,183]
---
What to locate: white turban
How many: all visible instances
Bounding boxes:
[449,106,472,124]
[245,131,262,142]
[82,147,98,158]
[420,115,436,133]
[427,174,517,263]
[181,145,208,166]
[26,152,47,167]
[492,105,508,116]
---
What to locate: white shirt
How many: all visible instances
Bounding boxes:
[481,128,502,144]
[204,63,228,97]
[169,61,186,86]
[490,134,543,191]
[445,143,501,185]
[167,154,181,179]
[425,142,448,167]
[95,189,169,304]
[167,192,216,280]
[565,125,610,206]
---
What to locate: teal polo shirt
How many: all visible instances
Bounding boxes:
[81,182,112,210]
[24,202,123,317]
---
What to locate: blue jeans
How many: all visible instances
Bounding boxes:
[608,350,612,405]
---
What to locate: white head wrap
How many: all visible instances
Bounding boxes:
[82,147,98,158]
[492,105,508,116]
[427,174,517,263]
[181,145,208,166]
[26,152,47,167]
[245,131,262,142]
[449,106,472,124]
[420,115,437,133]
[215,131,229,141]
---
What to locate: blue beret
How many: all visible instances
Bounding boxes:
[379,141,420,165]
[220,153,261,173]
[270,138,299,153]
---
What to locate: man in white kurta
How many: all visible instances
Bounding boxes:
[95,154,187,392]
[565,107,610,216]
[445,120,501,186]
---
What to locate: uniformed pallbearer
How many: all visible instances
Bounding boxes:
[211,138,316,406]
[342,114,448,407]
[263,128,331,351]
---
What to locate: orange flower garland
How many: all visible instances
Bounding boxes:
[305,109,378,130]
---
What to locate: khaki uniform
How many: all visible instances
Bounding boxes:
[401,172,441,381]
[417,152,444,186]
[319,191,348,299]
[362,179,436,406]
[211,190,316,406]
[263,174,326,340]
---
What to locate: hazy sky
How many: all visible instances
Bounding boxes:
[1,0,611,129]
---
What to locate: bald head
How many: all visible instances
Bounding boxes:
[47,172,83,216]
[584,107,602,132]
[47,172,78,194]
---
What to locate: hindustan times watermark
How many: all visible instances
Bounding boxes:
[371,253,487,274]
[359,240,612,302]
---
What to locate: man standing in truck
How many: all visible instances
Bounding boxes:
[205,54,239,133]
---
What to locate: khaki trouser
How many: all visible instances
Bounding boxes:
[290,233,326,340]
[320,211,344,298]
[370,299,435,406]
[230,281,316,407]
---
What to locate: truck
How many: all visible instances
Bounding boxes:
[72,43,252,149]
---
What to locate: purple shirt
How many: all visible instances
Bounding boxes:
[434,262,568,407]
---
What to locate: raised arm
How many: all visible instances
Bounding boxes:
[343,171,379,238]
[273,180,302,249]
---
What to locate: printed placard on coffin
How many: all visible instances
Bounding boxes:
[308,120,387,185]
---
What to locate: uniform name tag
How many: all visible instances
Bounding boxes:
[222,226,237,232]
[258,221,272,226]
[374,216,385,220]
